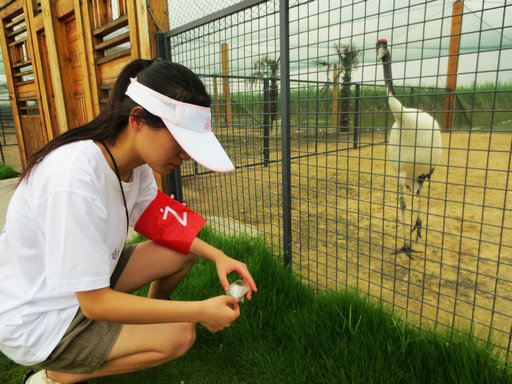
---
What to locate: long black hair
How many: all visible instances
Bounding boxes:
[19,59,211,183]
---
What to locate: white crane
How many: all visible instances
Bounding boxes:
[377,39,443,258]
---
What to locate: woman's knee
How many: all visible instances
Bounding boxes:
[161,322,196,361]
[187,250,199,267]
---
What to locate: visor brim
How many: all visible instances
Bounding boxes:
[162,117,235,173]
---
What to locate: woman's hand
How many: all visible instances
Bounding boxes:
[189,238,258,300]
[199,295,240,332]
[215,253,258,300]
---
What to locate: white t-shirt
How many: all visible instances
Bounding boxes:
[0,140,157,366]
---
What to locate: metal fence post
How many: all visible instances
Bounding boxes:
[280,0,292,266]
[263,78,270,166]
[353,83,360,148]
[156,32,183,202]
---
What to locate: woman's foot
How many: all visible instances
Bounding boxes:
[23,370,87,384]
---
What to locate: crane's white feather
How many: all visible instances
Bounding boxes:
[387,94,442,194]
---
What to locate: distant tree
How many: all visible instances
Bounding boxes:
[251,56,280,133]
[317,43,362,132]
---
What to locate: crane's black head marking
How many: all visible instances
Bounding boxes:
[377,39,388,48]
[377,39,390,62]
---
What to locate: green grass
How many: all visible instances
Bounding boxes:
[220,81,512,132]
[2,228,511,383]
[0,163,18,180]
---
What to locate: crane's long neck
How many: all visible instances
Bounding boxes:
[381,55,404,121]
[382,58,396,98]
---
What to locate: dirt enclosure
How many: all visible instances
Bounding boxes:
[185,130,512,354]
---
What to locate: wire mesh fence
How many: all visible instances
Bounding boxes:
[164,0,512,361]
[0,99,16,164]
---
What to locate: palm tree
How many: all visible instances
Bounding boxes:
[317,43,361,132]
[251,56,280,133]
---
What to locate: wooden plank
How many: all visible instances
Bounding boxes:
[0,2,22,19]
[221,43,232,128]
[92,13,128,37]
[14,79,35,86]
[20,115,45,161]
[54,0,74,19]
[78,0,101,116]
[0,8,27,166]
[8,37,27,47]
[95,46,130,64]
[11,59,31,68]
[60,13,80,128]
[118,0,126,17]
[73,0,95,122]
[332,65,338,129]
[12,69,33,77]
[97,0,108,28]
[443,0,463,131]
[107,0,113,22]
[37,31,60,139]
[74,95,88,126]
[6,25,26,37]
[32,11,44,31]
[136,0,151,58]
[40,0,69,134]
[213,76,220,119]
[98,53,131,83]
[15,81,36,98]
[126,0,138,58]
[93,30,129,51]
[5,15,24,29]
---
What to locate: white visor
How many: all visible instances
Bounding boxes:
[125,78,235,172]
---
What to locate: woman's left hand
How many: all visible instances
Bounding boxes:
[215,253,257,300]
[188,237,257,300]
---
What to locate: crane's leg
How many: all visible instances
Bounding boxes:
[394,184,420,259]
[411,192,423,241]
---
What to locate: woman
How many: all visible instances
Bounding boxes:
[0,59,257,383]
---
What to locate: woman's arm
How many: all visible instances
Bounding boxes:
[189,237,257,299]
[76,287,239,332]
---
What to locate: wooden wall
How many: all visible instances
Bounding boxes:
[0,0,169,190]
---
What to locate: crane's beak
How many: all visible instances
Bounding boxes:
[377,47,386,62]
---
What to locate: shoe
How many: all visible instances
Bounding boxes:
[22,369,87,384]
[22,371,34,384]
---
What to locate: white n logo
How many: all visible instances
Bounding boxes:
[160,206,188,226]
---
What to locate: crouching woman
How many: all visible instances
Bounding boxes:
[0,59,256,383]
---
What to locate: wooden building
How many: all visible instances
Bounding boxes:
[0,0,170,189]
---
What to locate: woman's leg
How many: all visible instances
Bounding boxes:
[47,241,199,383]
[113,240,200,299]
[47,322,196,382]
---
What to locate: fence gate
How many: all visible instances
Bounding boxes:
[161,0,512,361]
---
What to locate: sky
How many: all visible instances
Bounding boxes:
[0,0,509,99]
[168,0,512,88]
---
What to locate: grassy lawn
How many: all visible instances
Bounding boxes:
[0,163,18,180]
[1,228,511,383]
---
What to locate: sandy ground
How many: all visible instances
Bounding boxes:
[184,130,512,356]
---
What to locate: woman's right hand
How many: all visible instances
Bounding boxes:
[199,295,240,332]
